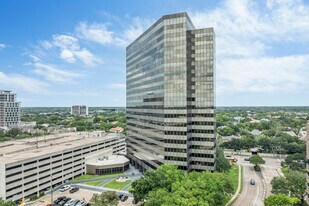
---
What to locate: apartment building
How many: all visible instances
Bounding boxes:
[71,105,88,116]
[0,131,125,201]
[126,12,216,172]
[0,90,20,129]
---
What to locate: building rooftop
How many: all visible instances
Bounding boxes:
[86,155,129,167]
[0,131,123,164]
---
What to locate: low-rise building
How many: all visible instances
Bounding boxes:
[86,155,129,175]
[0,131,125,201]
[109,127,124,133]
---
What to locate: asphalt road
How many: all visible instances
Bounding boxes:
[233,156,282,206]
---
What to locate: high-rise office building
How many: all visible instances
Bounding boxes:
[0,90,21,129]
[71,105,88,116]
[126,12,216,172]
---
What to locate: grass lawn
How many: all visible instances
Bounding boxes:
[103,179,132,190]
[71,172,124,182]
[227,164,239,193]
[281,167,289,175]
[85,180,104,186]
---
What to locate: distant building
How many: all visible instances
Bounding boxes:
[251,129,262,136]
[0,90,21,129]
[283,130,297,137]
[71,105,88,116]
[299,130,307,140]
[109,126,124,133]
[0,131,125,201]
[249,119,260,124]
[221,135,240,142]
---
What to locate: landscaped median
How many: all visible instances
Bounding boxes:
[85,180,105,186]
[226,164,242,206]
[103,178,132,190]
[70,172,124,182]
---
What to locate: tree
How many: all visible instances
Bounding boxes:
[222,139,242,151]
[271,170,306,202]
[0,129,5,138]
[131,164,183,202]
[90,191,119,206]
[0,198,15,206]
[215,147,231,172]
[249,155,265,170]
[131,164,233,205]
[283,153,306,171]
[257,135,272,152]
[145,171,233,206]
[264,194,300,206]
[6,128,22,138]
[241,136,257,151]
[218,126,234,136]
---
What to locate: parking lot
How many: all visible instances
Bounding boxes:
[31,188,135,206]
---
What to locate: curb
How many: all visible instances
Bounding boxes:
[259,167,267,201]
[226,164,242,206]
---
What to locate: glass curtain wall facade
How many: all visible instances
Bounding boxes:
[126,12,216,172]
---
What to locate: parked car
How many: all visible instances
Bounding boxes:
[60,185,71,192]
[54,199,62,204]
[121,195,128,202]
[54,196,66,204]
[244,157,250,161]
[72,200,81,206]
[69,187,79,193]
[59,198,71,206]
[118,194,124,199]
[250,179,255,185]
[76,201,85,206]
[64,199,75,206]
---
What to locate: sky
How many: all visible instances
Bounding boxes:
[0,0,309,107]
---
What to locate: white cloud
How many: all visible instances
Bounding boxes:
[33,62,81,83]
[75,17,151,47]
[38,34,98,66]
[189,0,309,94]
[108,83,126,89]
[76,22,114,45]
[0,44,5,49]
[217,55,309,94]
[60,49,75,63]
[121,17,150,45]
[0,72,48,93]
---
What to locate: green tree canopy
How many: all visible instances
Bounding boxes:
[271,170,306,201]
[131,164,234,206]
[249,155,265,166]
[6,128,22,138]
[0,198,15,206]
[215,147,231,172]
[131,164,183,202]
[283,152,306,171]
[264,194,300,206]
[145,171,233,206]
[90,191,119,206]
